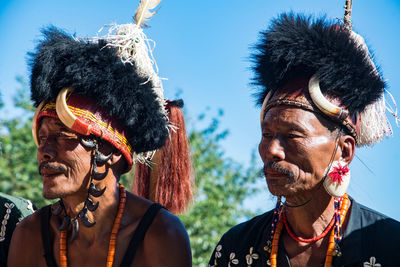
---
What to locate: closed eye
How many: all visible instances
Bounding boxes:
[56,132,78,139]
[262,132,273,138]
[38,136,47,144]
[286,131,305,139]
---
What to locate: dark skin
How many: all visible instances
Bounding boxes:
[259,106,355,267]
[8,117,192,267]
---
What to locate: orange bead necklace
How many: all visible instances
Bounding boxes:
[269,194,350,267]
[59,184,126,267]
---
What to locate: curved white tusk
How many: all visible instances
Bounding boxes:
[32,101,45,147]
[260,91,273,124]
[308,75,348,120]
[56,87,77,129]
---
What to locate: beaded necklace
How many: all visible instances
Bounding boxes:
[59,184,127,267]
[282,209,335,243]
[268,194,350,267]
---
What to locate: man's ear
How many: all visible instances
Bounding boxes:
[338,134,355,164]
[107,150,123,166]
[96,140,122,166]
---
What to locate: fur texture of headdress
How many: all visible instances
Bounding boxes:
[29,27,168,153]
[253,13,385,116]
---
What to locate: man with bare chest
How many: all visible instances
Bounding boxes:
[8,3,192,266]
[209,3,400,267]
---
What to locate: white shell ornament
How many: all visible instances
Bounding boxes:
[323,160,350,197]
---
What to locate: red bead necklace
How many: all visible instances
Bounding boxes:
[282,208,336,243]
[269,194,350,267]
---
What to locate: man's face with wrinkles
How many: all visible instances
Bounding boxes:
[259,106,338,198]
[37,117,92,199]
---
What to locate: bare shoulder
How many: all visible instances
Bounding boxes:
[8,209,44,266]
[125,193,189,243]
[124,193,191,266]
[143,207,192,267]
[149,207,189,240]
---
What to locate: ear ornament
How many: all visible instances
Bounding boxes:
[323,160,350,197]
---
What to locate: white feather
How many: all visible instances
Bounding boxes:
[83,1,170,161]
[358,96,393,146]
[349,31,398,146]
[134,0,162,27]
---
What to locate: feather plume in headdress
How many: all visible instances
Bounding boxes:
[134,0,162,27]
[87,0,169,162]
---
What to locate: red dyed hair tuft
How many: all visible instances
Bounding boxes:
[132,102,194,214]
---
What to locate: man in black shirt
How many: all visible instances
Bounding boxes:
[0,193,34,266]
[209,6,400,267]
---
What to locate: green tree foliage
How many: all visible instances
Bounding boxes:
[179,111,261,267]
[0,76,52,208]
[1,78,261,266]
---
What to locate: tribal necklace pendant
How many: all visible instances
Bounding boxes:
[51,137,112,241]
[58,184,127,267]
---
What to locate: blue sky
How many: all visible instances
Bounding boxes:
[1,0,399,220]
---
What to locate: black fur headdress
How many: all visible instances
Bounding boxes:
[29,27,168,153]
[253,13,385,115]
